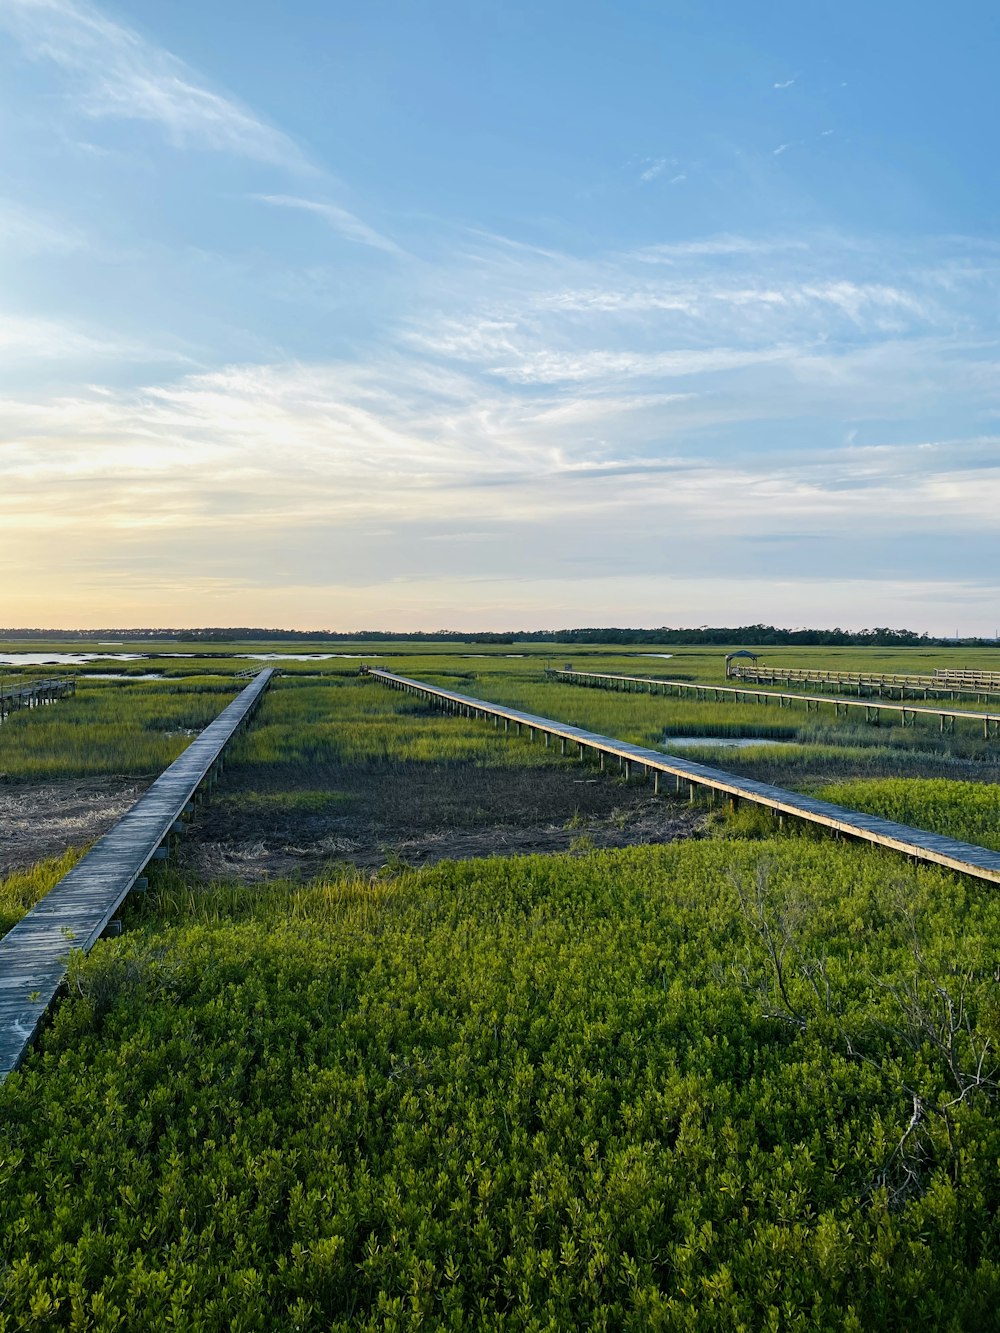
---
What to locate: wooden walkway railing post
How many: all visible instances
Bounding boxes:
[729,663,1000,703]
[549,669,1000,741]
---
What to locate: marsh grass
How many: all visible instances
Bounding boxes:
[0,679,238,779]
[6,650,1000,1325]
[228,678,565,773]
[655,740,1000,792]
[449,673,1000,778]
[0,848,81,934]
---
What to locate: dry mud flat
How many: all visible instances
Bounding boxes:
[0,776,148,875]
[0,764,705,886]
[180,761,707,880]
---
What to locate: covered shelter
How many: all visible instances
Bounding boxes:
[725,649,759,678]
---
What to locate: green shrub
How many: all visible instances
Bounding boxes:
[3,840,1000,1329]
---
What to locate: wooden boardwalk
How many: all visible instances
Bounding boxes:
[0,669,274,1080]
[549,669,1000,738]
[729,663,1000,702]
[369,669,1000,887]
[1,677,74,721]
[936,668,1000,689]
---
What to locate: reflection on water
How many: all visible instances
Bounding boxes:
[84,673,167,681]
[0,652,144,665]
[663,735,797,750]
[240,653,383,661]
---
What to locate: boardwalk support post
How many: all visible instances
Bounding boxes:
[364,669,1000,897]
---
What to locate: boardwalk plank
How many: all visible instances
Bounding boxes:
[370,669,1000,887]
[0,670,274,1079]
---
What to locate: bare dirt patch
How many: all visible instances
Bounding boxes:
[0,777,148,875]
[179,761,707,880]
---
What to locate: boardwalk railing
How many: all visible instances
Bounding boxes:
[235,666,266,681]
[728,664,1000,702]
[548,669,1000,739]
[935,669,1000,689]
[0,677,74,721]
[0,668,275,1080]
[368,668,1000,886]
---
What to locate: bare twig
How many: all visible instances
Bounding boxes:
[733,860,998,1208]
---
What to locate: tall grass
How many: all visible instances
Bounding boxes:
[229,678,563,774]
[670,740,1000,791]
[444,673,1000,763]
[6,649,1000,1324]
[0,679,237,779]
[0,848,81,933]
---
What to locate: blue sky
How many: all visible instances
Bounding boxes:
[1,0,998,631]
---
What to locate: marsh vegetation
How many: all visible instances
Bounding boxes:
[3,639,1000,1327]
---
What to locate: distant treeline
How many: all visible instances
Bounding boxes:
[2,624,997,646]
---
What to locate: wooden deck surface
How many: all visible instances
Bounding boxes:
[0,670,274,1080]
[550,669,1000,736]
[370,669,1000,887]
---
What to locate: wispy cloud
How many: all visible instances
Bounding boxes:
[3,319,1000,627]
[639,158,667,183]
[773,78,796,90]
[535,278,925,323]
[252,194,402,256]
[0,310,183,366]
[2,198,999,626]
[0,198,86,254]
[0,0,305,166]
[631,235,810,262]
[3,351,999,570]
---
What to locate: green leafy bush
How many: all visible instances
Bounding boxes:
[3,840,1000,1329]
[820,778,1000,851]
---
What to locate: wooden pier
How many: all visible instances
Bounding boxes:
[728,663,1000,702]
[0,669,274,1080]
[369,669,1000,886]
[549,669,1000,739]
[0,677,74,721]
[935,669,1000,689]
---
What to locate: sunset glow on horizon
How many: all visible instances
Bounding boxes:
[2,0,998,632]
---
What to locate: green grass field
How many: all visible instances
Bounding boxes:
[0,677,237,780]
[3,641,1000,1328]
